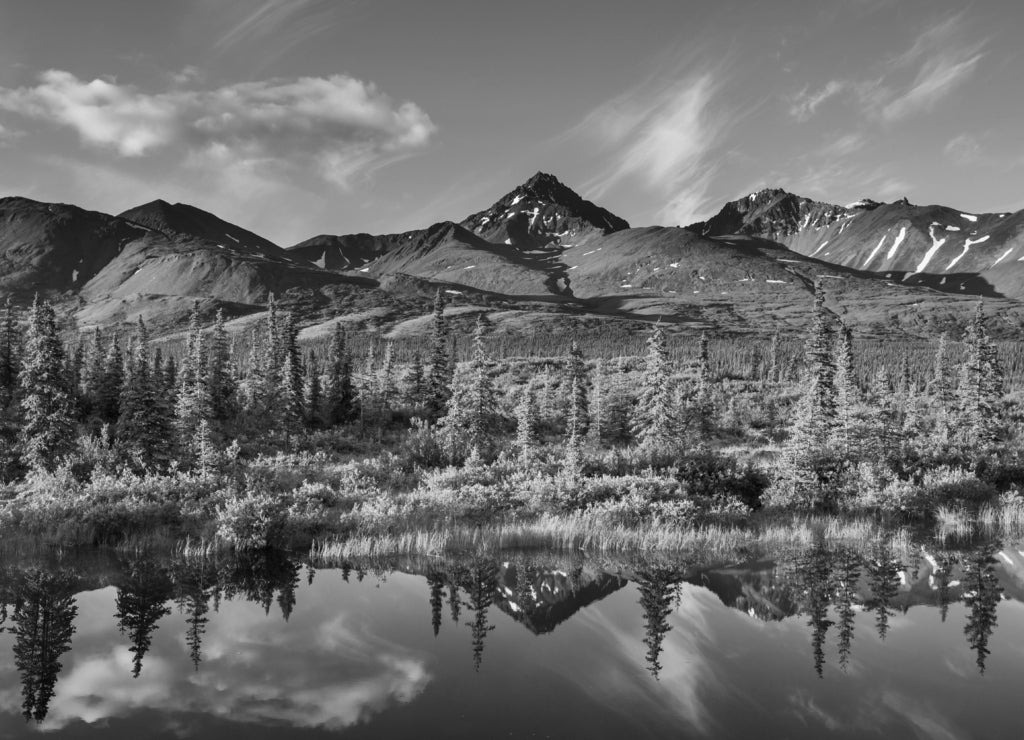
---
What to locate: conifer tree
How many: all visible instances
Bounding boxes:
[928,332,952,443]
[206,309,235,426]
[564,340,588,434]
[175,306,213,454]
[377,341,395,417]
[603,357,631,444]
[425,289,451,419]
[80,327,105,418]
[19,298,75,471]
[304,361,322,427]
[587,359,605,447]
[276,312,304,434]
[406,351,424,409]
[97,333,124,424]
[957,302,1002,450]
[632,323,674,450]
[117,317,174,468]
[464,315,494,454]
[324,323,354,426]
[515,385,539,466]
[778,282,838,507]
[696,331,712,400]
[832,326,856,456]
[764,331,780,387]
[561,374,585,486]
[0,299,19,409]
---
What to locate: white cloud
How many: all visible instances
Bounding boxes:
[819,132,866,159]
[880,45,985,122]
[789,81,847,122]
[0,70,436,187]
[944,133,982,165]
[789,13,987,124]
[566,67,733,226]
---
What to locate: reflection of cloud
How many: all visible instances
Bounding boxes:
[0,70,436,187]
[562,584,727,736]
[0,591,431,732]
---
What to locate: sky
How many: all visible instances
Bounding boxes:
[0,0,1021,244]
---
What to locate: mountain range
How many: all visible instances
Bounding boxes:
[3,172,1024,339]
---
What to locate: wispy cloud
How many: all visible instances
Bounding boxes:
[880,43,985,121]
[818,132,867,159]
[562,60,735,225]
[789,80,847,122]
[0,70,437,188]
[211,0,355,57]
[790,13,987,124]
[944,133,982,165]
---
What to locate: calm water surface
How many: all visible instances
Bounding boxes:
[0,542,1021,738]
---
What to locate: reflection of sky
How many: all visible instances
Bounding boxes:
[0,567,1023,738]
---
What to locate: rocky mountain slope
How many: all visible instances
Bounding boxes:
[3,174,1024,339]
[690,189,1024,299]
[287,174,1024,338]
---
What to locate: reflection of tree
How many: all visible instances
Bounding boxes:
[866,547,900,641]
[934,554,954,623]
[795,542,834,678]
[833,547,861,672]
[426,572,444,637]
[464,561,499,672]
[11,570,78,723]
[114,560,173,678]
[963,547,1002,674]
[171,559,217,672]
[635,567,683,679]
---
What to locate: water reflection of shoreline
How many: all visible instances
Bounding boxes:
[0,541,1016,729]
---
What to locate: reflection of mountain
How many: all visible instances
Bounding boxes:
[688,545,1024,623]
[493,563,628,635]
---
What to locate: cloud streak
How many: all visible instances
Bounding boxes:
[564,62,734,226]
[0,70,436,188]
[790,13,987,125]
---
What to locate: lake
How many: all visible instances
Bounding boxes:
[0,539,1021,738]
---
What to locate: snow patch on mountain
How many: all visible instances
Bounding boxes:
[961,213,978,222]
[886,227,908,260]
[862,233,888,269]
[916,224,947,272]
[992,247,1014,267]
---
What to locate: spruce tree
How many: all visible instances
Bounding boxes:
[464,315,495,454]
[19,298,75,471]
[587,359,605,447]
[957,302,1002,450]
[832,326,856,457]
[778,282,838,507]
[117,317,174,468]
[97,333,124,424]
[564,340,588,434]
[632,323,674,450]
[425,289,451,419]
[561,374,585,486]
[515,385,538,466]
[276,312,304,435]
[206,309,235,426]
[175,306,213,454]
[0,299,19,409]
[324,323,354,426]
[304,361,322,427]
